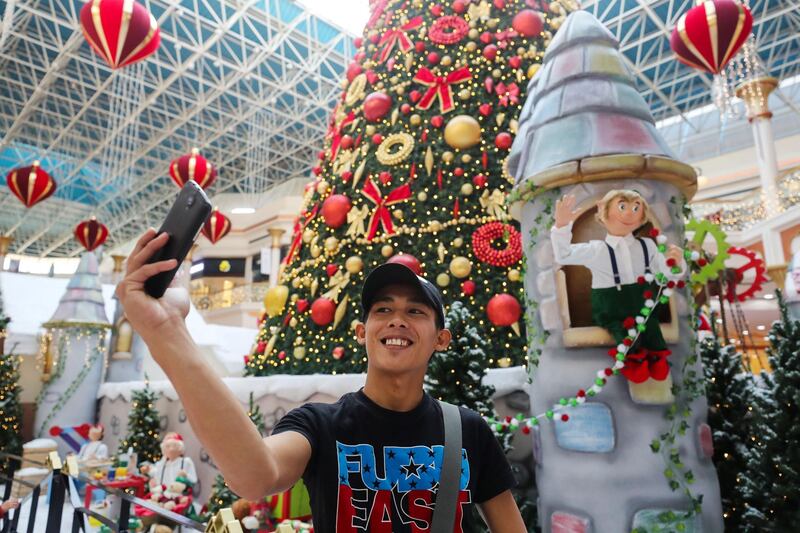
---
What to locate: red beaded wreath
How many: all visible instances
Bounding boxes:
[472,222,522,267]
[429,16,469,45]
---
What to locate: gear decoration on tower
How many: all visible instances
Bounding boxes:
[685,219,730,285]
[724,246,768,302]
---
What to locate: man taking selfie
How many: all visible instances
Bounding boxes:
[117,229,526,531]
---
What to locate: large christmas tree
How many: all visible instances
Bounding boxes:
[118,383,162,464]
[246,0,576,376]
[741,292,800,531]
[0,282,23,471]
[699,330,752,530]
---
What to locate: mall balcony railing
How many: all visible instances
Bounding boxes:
[0,450,223,533]
[191,282,270,311]
[690,166,800,232]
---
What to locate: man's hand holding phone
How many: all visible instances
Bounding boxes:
[115,229,191,343]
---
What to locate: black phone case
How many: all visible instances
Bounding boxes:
[144,181,212,298]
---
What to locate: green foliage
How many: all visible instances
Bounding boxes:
[118,383,162,464]
[741,291,800,531]
[245,0,575,377]
[699,331,752,531]
[247,392,266,436]
[204,474,239,520]
[0,349,23,472]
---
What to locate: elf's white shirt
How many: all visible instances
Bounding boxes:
[150,455,197,487]
[551,223,685,289]
[78,441,108,461]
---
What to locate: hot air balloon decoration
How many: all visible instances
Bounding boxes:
[670,0,753,75]
[6,161,57,208]
[201,208,231,244]
[75,217,110,252]
[169,148,218,190]
[80,0,161,69]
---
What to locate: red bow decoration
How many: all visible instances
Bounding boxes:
[377,17,424,62]
[610,349,671,383]
[361,178,412,241]
[283,203,319,265]
[495,82,520,107]
[413,67,471,113]
[327,110,356,160]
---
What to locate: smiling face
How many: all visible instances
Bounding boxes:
[356,283,451,377]
[601,194,647,236]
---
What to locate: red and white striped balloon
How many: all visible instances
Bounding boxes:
[80,0,160,69]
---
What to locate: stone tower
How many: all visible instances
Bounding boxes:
[34,251,111,454]
[509,11,723,533]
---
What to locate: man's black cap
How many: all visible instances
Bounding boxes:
[361,262,446,329]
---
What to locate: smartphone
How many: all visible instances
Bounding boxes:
[144,181,212,298]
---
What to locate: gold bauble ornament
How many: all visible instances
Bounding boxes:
[417,191,428,202]
[302,229,315,243]
[453,237,464,248]
[527,64,540,79]
[325,236,340,252]
[365,125,376,135]
[508,269,521,282]
[396,86,405,95]
[441,151,454,164]
[458,88,470,100]
[293,346,306,359]
[345,255,364,274]
[465,41,477,52]
[410,114,422,126]
[461,154,472,164]
[497,357,512,368]
[381,244,394,257]
[461,183,474,195]
[468,29,479,39]
[436,273,451,287]
[263,284,290,317]
[290,293,299,303]
[443,115,481,149]
[392,209,404,220]
[316,180,330,195]
[492,68,502,78]
[428,220,443,232]
[441,55,452,67]
[487,18,498,29]
[449,256,472,278]
[310,245,322,258]
[302,275,312,287]
[291,277,302,288]
[517,46,526,55]
[289,317,299,328]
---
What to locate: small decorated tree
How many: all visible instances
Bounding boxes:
[0,285,23,471]
[118,382,162,464]
[699,330,752,530]
[741,292,800,530]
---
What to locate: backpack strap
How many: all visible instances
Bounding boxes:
[431,400,463,533]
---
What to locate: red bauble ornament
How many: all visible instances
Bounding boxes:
[487,293,521,326]
[372,133,384,145]
[461,280,476,296]
[512,9,544,37]
[296,299,310,313]
[5,161,56,208]
[453,0,467,13]
[354,37,363,48]
[415,41,425,53]
[332,346,345,360]
[310,297,336,326]
[670,0,753,74]
[346,62,362,82]
[169,148,217,189]
[479,103,492,116]
[493,0,506,9]
[508,55,522,69]
[363,91,393,122]
[369,33,380,44]
[495,132,513,149]
[317,151,326,161]
[201,208,231,244]
[74,217,109,251]
[454,167,464,177]
[427,52,440,65]
[409,90,422,103]
[431,115,444,128]
[340,135,354,150]
[80,0,160,69]
[483,44,498,61]
[430,4,443,16]
[378,171,392,185]
[341,170,353,183]
[386,253,422,275]
[326,264,339,277]
[321,194,352,229]
[400,103,411,114]
[312,166,322,176]
[472,174,488,188]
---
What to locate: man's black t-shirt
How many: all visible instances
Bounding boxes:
[272,389,515,532]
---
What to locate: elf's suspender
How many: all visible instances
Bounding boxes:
[606,238,651,290]
[160,457,186,485]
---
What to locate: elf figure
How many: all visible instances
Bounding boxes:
[551,189,686,383]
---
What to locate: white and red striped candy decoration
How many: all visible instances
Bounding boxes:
[169,148,217,190]
[80,0,160,69]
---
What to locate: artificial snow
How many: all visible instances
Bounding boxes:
[22,438,58,450]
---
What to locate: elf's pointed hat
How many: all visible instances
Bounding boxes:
[509,10,696,201]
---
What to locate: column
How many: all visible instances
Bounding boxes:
[0,235,12,271]
[111,254,126,283]
[267,228,285,287]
